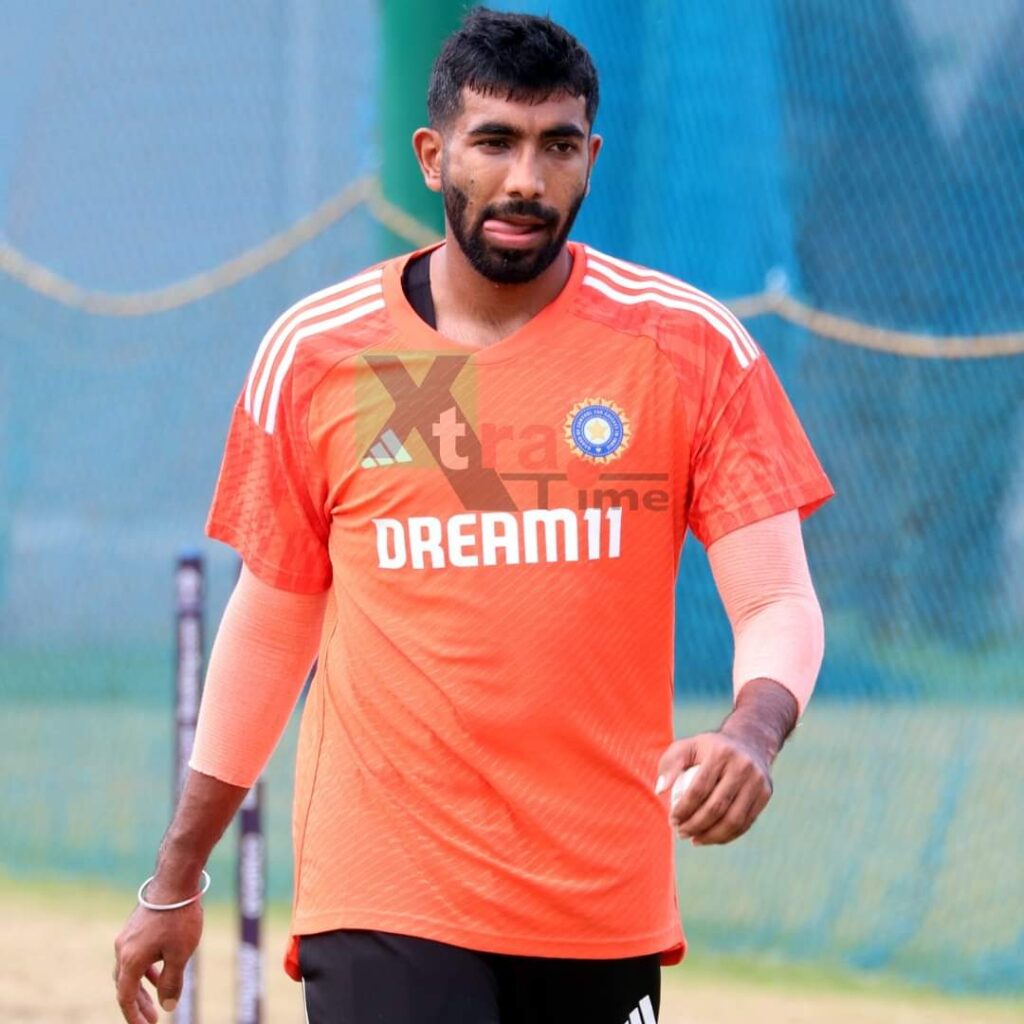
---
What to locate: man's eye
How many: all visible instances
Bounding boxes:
[477,139,510,150]
[549,142,577,154]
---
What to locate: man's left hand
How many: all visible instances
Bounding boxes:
[656,730,774,846]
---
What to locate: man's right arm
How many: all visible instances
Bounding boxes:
[150,769,251,898]
[113,769,247,1023]
[113,565,327,1023]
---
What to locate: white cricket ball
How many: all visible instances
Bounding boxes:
[671,766,701,811]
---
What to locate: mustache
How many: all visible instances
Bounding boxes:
[477,200,560,228]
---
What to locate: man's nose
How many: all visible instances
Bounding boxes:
[504,148,545,200]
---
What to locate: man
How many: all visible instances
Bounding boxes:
[114,8,832,1023]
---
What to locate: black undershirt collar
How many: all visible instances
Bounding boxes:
[401,251,437,329]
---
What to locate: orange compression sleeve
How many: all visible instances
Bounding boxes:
[706,510,824,717]
[189,564,328,788]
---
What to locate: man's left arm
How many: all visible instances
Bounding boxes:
[656,510,823,846]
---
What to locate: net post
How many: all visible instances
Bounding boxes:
[174,549,204,1024]
[237,780,265,1024]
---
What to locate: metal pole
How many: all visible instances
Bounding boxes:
[174,550,204,1024]
[237,780,265,1024]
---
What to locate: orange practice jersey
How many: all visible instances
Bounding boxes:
[206,241,833,974]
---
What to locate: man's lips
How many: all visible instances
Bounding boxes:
[482,217,550,246]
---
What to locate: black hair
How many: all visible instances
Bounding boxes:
[427,7,599,129]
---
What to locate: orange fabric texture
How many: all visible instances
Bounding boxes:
[189,566,327,789]
[206,242,834,968]
[706,510,824,716]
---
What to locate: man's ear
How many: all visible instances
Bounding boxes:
[412,127,444,193]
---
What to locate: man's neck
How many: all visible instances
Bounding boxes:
[428,238,571,346]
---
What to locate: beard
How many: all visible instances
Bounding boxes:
[442,178,586,285]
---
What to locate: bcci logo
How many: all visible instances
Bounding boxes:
[564,399,631,463]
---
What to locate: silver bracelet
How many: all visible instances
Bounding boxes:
[137,869,211,911]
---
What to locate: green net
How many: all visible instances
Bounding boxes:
[2,0,1022,994]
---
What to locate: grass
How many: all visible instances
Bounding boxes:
[4,699,1023,1001]
[6,872,1022,1001]
[3,873,1022,1023]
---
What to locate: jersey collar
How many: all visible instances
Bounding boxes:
[382,240,587,365]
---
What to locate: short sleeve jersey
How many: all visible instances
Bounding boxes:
[207,242,833,971]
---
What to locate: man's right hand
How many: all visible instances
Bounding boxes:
[113,886,203,1023]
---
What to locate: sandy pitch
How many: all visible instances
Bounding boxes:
[3,893,1019,1023]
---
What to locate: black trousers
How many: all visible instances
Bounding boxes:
[299,929,661,1024]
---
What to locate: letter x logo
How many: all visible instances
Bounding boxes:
[362,354,516,511]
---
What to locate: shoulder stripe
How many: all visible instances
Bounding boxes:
[582,274,753,368]
[584,248,759,362]
[263,297,385,435]
[586,255,759,362]
[244,268,383,420]
[251,282,383,427]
